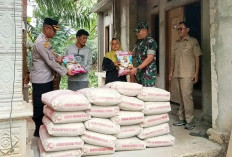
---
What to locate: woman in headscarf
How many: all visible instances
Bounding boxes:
[102,38,127,84]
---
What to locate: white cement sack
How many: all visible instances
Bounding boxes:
[86,105,119,118]
[42,116,86,136]
[145,134,175,147]
[114,125,142,139]
[115,137,146,151]
[111,111,144,125]
[81,131,117,148]
[42,90,91,111]
[143,102,171,115]
[38,138,82,157]
[137,87,170,102]
[79,88,122,106]
[119,95,144,111]
[84,118,120,135]
[105,81,142,96]
[137,123,170,139]
[39,125,84,152]
[82,144,115,156]
[140,114,169,128]
[44,105,91,124]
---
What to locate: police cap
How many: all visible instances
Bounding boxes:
[43,18,60,30]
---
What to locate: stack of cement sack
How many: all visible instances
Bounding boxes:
[105,82,147,151]
[38,90,91,157]
[79,88,121,156]
[105,81,175,149]
[137,87,175,147]
[37,82,175,157]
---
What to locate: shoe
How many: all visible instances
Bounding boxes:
[185,121,196,130]
[189,132,208,138]
[173,120,187,126]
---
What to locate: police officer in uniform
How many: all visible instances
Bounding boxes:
[31,18,73,137]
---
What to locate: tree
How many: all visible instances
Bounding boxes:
[27,0,98,88]
[27,0,97,61]
[34,0,96,28]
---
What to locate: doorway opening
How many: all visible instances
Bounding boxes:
[151,14,160,74]
[105,25,110,54]
[166,1,202,109]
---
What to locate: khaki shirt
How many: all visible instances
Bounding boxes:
[171,36,201,77]
[31,33,67,83]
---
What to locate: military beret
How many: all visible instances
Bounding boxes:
[134,21,148,33]
[43,18,60,30]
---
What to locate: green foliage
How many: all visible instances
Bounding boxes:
[60,75,68,89]
[27,0,99,88]
[34,0,96,29]
[59,70,98,89]
[88,70,98,88]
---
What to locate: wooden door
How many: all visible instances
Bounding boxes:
[105,26,110,54]
[166,7,184,103]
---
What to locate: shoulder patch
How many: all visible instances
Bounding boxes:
[147,37,155,43]
[44,42,51,48]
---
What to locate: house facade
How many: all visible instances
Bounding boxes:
[94,0,232,147]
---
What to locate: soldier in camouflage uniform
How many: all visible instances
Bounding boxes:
[130,22,157,87]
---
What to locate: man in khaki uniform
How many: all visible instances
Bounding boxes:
[169,21,201,130]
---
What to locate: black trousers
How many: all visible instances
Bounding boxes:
[105,69,127,84]
[32,81,53,136]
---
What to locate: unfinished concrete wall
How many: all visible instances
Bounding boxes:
[128,0,137,51]
[201,0,212,123]
[97,13,104,71]
[94,0,113,71]
[119,0,131,51]
[137,0,147,22]
[210,0,232,131]
[103,8,113,51]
